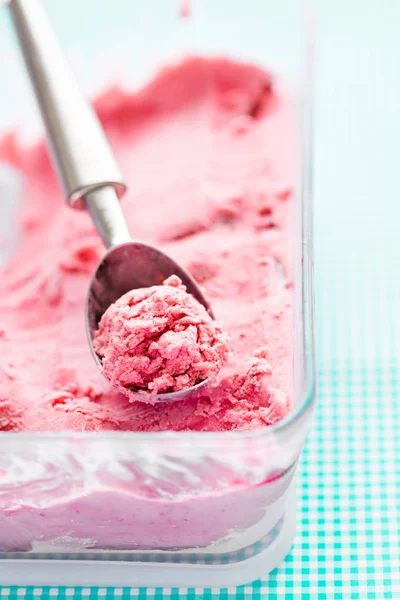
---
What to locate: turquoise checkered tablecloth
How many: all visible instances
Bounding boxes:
[1,0,400,597]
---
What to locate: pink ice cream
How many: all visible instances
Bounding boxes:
[0,57,292,433]
[93,275,229,397]
[0,57,295,552]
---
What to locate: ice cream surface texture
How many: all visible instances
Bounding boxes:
[0,56,296,553]
[0,57,293,433]
[93,275,229,397]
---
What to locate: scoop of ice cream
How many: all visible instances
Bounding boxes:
[93,275,229,400]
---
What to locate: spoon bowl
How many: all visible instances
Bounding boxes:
[86,240,214,403]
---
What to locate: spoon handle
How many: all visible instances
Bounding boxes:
[9,0,126,210]
[85,187,131,249]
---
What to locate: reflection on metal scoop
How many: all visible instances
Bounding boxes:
[10,0,214,403]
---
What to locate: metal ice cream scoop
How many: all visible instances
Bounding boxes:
[10,0,213,402]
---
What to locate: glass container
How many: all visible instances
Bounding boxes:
[0,0,315,587]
